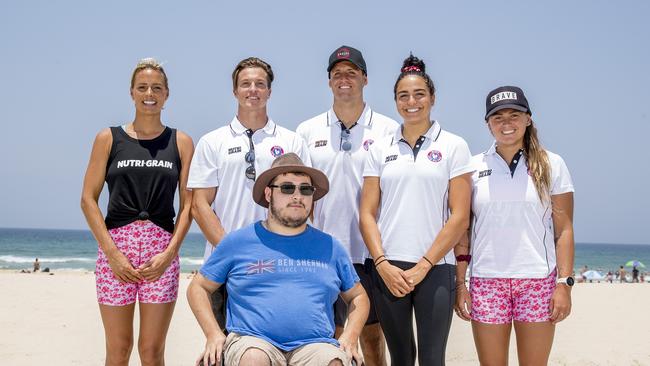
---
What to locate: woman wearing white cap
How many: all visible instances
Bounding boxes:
[360,54,473,365]
[454,86,575,365]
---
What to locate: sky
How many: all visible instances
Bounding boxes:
[1,1,648,245]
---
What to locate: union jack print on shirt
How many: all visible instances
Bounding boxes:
[246,259,276,275]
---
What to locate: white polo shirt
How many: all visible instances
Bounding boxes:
[188,117,310,260]
[363,121,473,264]
[468,143,574,279]
[296,105,399,264]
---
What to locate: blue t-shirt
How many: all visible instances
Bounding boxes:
[200,221,359,351]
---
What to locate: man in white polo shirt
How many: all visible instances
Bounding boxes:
[189,57,310,330]
[296,45,398,366]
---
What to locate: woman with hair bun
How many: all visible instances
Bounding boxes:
[359,54,473,365]
[454,86,575,365]
[81,58,194,365]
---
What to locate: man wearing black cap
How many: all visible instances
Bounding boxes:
[296,45,397,366]
[188,153,369,366]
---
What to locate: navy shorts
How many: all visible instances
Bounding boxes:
[334,259,379,327]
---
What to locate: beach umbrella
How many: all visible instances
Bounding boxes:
[625,260,646,268]
[582,270,604,280]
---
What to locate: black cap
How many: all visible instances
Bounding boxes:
[485,86,532,120]
[327,45,367,76]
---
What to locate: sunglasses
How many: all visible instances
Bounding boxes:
[268,184,316,196]
[245,129,256,180]
[340,128,352,151]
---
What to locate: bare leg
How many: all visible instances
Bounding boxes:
[99,303,135,366]
[472,321,512,366]
[359,323,387,366]
[513,321,554,366]
[138,301,176,366]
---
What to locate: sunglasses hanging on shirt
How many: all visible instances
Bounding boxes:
[339,121,358,152]
[245,129,256,180]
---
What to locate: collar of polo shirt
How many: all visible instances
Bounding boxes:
[484,141,524,156]
[392,120,441,145]
[485,141,499,155]
[229,116,277,135]
[326,104,373,128]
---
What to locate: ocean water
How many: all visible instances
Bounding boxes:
[0,228,205,272]
[1,227,649,274]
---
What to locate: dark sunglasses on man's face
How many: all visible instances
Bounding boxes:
[268,184,316,196]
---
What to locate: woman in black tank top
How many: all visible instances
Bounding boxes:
[81,58,194,365]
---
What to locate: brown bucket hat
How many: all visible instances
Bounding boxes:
[252,153,329,208]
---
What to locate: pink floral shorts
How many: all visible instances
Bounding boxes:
[469,270,556,324]
[96,221,179,306]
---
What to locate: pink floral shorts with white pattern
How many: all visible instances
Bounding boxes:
[96,221,179,306]
[469,270,557,324]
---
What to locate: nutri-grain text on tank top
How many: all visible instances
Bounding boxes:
[104,126,180,233]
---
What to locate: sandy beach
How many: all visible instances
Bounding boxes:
[1,270,648,365]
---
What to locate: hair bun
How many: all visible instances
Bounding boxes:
[401,54,425,73]
[137,57,164,68]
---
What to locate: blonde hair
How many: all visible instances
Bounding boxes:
[524,120,551,202]
[130,57,169,90]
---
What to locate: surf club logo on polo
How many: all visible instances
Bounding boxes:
[427,150,442,162]
[363,139,374,151]
[490,91,518,104]
[270,146,285,157]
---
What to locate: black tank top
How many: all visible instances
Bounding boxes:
[105,126,180,233]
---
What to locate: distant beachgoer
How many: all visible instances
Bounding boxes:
[33,258,40,272]
[80,58,194,365]
[640,272,645,283]
[580,265,588,282]
[359,54,473,365]
[632,266,640,283]
[606,271,613,283]
[619,266,627,283]
[454,86,575,365]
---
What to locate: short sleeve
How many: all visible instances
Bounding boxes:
[449,138,474,179]
[188,136,220,189]
[363,141,382,177]
[334,241,360,292]
[199,235,235,284]
[295,122,307,141]
[294,134,312,166]
[550,154,575,195]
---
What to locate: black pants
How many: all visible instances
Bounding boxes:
[369,260,455,366]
